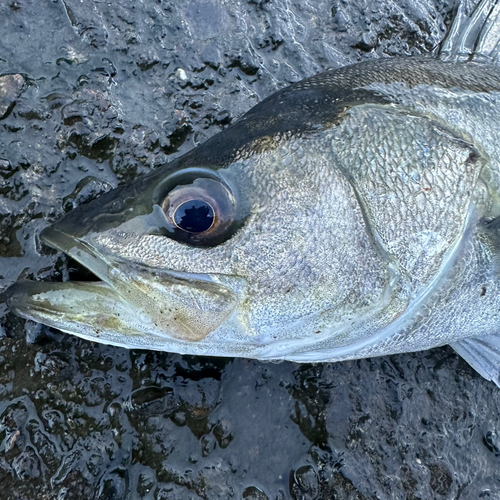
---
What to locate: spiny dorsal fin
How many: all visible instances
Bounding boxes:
[440,0,500,63]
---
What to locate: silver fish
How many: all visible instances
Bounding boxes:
[7,0,500,385]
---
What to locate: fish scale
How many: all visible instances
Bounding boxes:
[333,105,483,290]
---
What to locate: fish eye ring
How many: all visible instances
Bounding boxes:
[159,175,239,246]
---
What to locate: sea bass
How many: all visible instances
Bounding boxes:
[7,0,500,385]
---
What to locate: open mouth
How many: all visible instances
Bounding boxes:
[6,225,160,345]
[6,225,239,347]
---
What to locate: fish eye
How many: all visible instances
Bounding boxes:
[157,173,240,246]
[173,199,215,233]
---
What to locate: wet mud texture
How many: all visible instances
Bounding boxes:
[1,0,499,499]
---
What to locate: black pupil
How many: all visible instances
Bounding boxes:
[174,199,214,233]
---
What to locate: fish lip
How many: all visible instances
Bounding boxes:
[40,224,84,255]
[39,224,115,286]
[40,225,100,268]
[5,280,53,317]
[6,224,117,323]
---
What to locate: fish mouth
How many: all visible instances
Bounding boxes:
[6,225,239,346]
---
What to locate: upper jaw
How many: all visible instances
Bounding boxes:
[7,223,240,345]
[41,224,114,282]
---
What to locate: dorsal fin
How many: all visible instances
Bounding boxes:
[440,0,500,63]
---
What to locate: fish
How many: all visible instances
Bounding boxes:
[7,0,500,386]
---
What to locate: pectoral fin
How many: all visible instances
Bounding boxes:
[451,334,500,387]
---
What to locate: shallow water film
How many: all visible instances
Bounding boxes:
[1,0,500,498]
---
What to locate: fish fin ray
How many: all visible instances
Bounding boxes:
[451,334,500,387]
[440,0,500,64]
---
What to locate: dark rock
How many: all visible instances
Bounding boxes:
[136,470,156,498]
[12,447,40,480]
[429,463,453,496]
[62,176,114,212]
[97,468,128,500]
[127,386,178,416]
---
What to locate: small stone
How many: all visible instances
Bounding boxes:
[483,430,500,456]
[24,320,44,344]
[242,486,269,500]
[0,159,15,179]
[0,74,25,120]
[176,68,188,81]
[213,419,233,449]
[200,434,216,457]
[0,457,12,474]
[290,466,320,500]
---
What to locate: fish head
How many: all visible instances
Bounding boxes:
[6,126,396,358]
[5,57,497,363]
